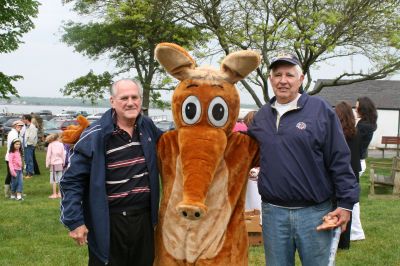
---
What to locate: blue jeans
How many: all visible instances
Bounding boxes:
[24,145,35,176]
[262,200,333,266]
[11,170,23,193]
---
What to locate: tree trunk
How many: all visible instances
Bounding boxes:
[142,83,150,116]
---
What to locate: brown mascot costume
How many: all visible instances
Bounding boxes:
[153,43,260,265]
[61,43,261,265]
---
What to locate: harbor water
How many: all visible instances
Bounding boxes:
[1,104,173,121]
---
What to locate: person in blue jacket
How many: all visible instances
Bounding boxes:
[60,79,163,266]
[248,53,359,266]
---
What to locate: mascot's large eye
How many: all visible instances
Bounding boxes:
[208,97,228,127]
[181,95,201,125]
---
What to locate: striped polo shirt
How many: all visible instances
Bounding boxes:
[105,116,150,213]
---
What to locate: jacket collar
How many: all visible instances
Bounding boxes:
[269,92,308,109]
[99,108,143,134]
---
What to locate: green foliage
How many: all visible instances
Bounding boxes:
[0,0,39,98]
[150,91,171,110]
[0,0,40,53]
[61,0,207,111]
[60,70,113,104]
[178,0,400,105]
[0,72,22,98]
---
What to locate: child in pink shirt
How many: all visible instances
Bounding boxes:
[46,133,66,199]
[8,138,24,200]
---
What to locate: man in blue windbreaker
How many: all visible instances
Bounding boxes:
[60,79,163,266]
[248,53,359,266]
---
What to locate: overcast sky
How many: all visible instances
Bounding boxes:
[0,1,113,99]
[1,1,398,105]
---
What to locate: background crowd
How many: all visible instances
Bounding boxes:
[3,114,70,200]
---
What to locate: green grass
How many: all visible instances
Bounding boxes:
[0,146,87,266]
[1,147,399,265]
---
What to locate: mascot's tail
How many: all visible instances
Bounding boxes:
[61,115,90,144]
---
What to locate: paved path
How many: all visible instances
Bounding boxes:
[367,149,399,159]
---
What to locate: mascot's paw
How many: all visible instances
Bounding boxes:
[61,115,90,144]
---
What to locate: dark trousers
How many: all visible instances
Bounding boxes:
[33,149,40,175]
[338,209,353,249]
[89,208,154,266]
[4,161,11,185]
[338,171,359,250]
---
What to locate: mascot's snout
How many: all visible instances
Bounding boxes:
[176,127,227,220]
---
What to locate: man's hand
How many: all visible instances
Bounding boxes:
[69,225,89,246]
[317,207,351,232]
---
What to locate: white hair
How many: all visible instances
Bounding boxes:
[270,64,303,78]
[110,79,143,98]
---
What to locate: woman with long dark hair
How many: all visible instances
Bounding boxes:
[352,97,378,241]
[356,97,378,163]
[335,101,361,249]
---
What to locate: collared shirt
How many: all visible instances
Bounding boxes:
[272,93,301,129]
[105,113,150,212]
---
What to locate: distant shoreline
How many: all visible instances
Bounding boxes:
[0,96,258,109]
[0,96,109,108]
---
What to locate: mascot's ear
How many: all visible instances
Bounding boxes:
[61,115,90,144]
[221,50,261,84]
[155,43,196,81]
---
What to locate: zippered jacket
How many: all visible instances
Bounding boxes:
[248,93,359,210]
[8,151,22,177]
[25,123,38,146]
[60,109,163,264]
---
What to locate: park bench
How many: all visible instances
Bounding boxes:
[369,156,400,198]
[376,136,400,158]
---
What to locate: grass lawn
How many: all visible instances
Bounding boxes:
[1,147,399,265]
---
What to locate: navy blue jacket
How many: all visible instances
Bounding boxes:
[60,109,162,264]
[248,93,359,210]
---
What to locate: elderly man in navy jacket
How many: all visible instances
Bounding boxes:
[60,79,163,266]
[248,53,359,266]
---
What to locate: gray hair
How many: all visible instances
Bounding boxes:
[110,79,143,98]
[270,64,303,78]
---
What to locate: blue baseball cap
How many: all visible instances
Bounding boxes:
[269,52,301,69]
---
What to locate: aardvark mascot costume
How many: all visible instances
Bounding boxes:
[61,43,260,265]
[153,43,260,265]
